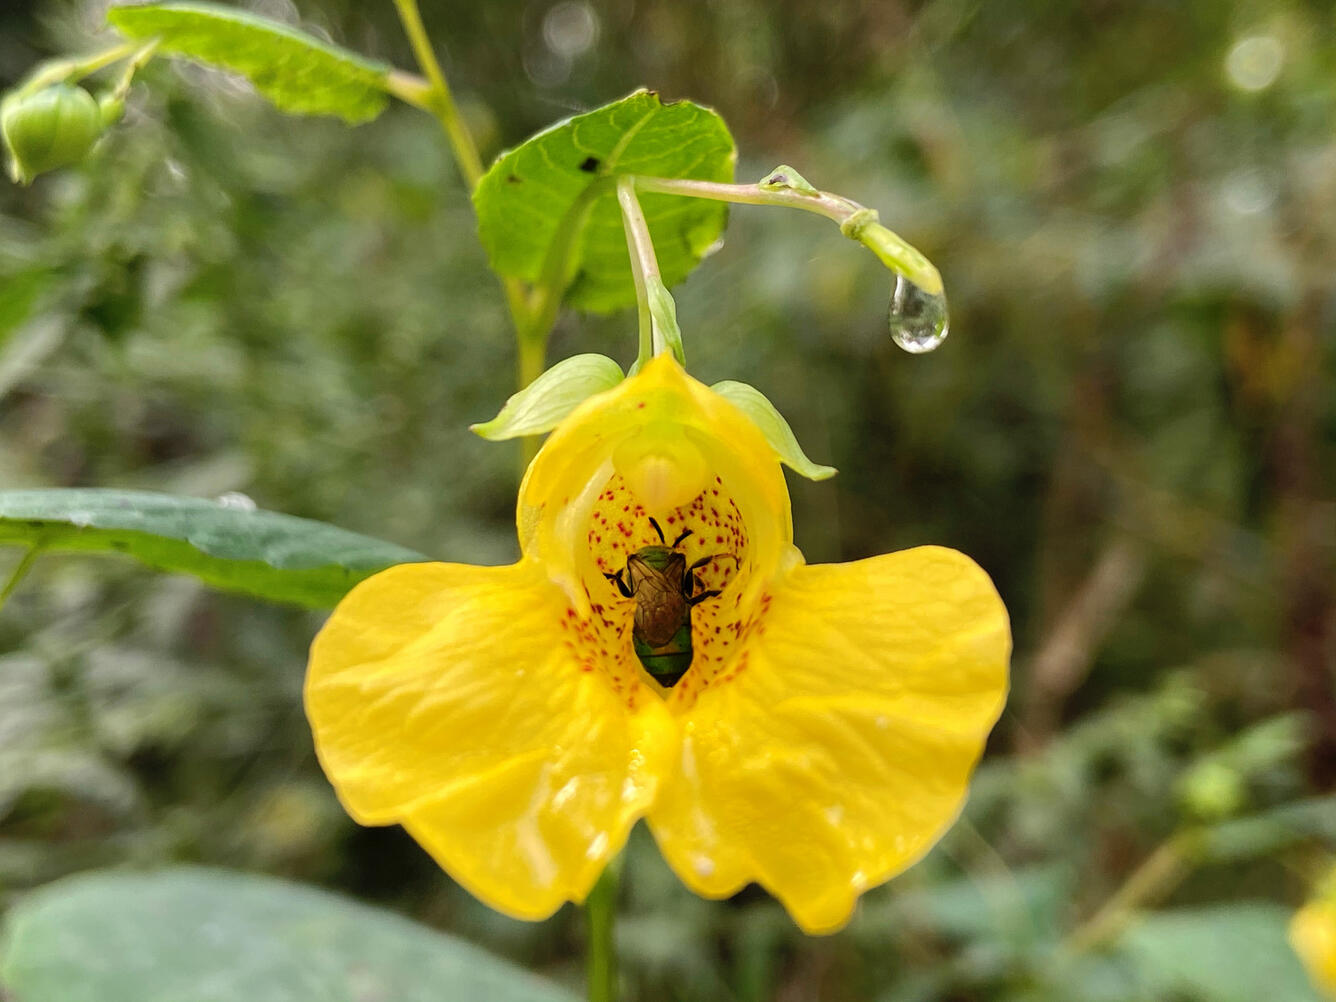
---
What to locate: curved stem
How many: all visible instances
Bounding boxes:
[616,177,656,364]
[17,43,138,95]
[585,863,620,1002]
[632,175,860,225]
[388,0,549,479]
[390,0,483,189]
[630,174,943,295]
[0,546,41,615]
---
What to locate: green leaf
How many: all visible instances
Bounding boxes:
[107,2,392,124]
[709,380,837,481]
[1201,795,1336,862]
[0,867,579,1002]
[474,89,735,312]
[0,489,425,608]
[1117,904,1321,1002]
[471,352,623,441]
[0,267,52,347]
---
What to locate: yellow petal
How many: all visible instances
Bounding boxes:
[518,354,792,616]
[305,560,677,920]
[1292,901,1336,998]
[648,545,1010,934]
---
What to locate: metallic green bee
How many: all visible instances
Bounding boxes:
[604,518,727,687]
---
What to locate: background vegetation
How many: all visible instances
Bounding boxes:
[1,0,1334,999]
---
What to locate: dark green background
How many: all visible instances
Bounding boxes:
[1,1,1334,999]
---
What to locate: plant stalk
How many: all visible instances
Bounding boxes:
[0,546,41,615]
[630,174,943,294]
[616,176,661,364]
[585,863,619,1002]
[1062,832,1196,955]
[390,0,483,188]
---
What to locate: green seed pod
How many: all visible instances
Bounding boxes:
[1,83,104,185]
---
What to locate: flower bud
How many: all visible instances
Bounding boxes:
[2,83,104,185]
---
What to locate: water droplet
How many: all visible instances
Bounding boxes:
[693,855,715,878]
[215,491,257,511]
[888,274,949,354]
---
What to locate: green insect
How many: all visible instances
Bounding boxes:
[604,518,728,687]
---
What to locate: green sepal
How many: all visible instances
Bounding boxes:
[646,276,686,367]
[471,353,624,441]
[709,380,837,481]
[759,164,819,197]
[1,84,104,184]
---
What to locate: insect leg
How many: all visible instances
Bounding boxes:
[603,569,633,598]
[688,589,722,606]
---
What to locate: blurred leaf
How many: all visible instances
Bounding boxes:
[471,353,623,440]
[853,865,1071,945]
[0,489,425,608]
[107,2,391,123]
[0,267,52,347]
[1117,904,1321,1002]
[474,89,735,311]
[1201,795,1336,863]
[0,867,579,1002]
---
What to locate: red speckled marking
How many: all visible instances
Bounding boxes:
[573,472,763,711]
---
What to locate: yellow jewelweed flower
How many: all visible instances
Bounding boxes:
[305,355,1010,934]
[1292,868,1336,998]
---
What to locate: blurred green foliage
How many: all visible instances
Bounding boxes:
[1,0,1334,999]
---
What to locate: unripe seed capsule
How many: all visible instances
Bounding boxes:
[1,83,104,185]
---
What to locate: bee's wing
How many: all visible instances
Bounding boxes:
[628,552,688,646]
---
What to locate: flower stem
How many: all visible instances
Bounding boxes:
[585,862,620,1002]
[0,546,41,615]
[630,174,944,296]
[388,0,551,476]
[390,0,483,189]
[15,42,139,96]
[633,174,861,224]
[1062,831,1197,955]
[616,176,657,366]
[96,41,159,107]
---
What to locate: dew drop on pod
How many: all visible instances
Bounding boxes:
[1,82,104,185]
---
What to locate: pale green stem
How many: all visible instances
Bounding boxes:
[616,175,662,364]
[0,547,41,615]
[1062,832,1197,955]
[632,175,860,224]
[108,41,159,102]
[630,175,943,295]
[16,43,138,95]
[585,862,620,1002]
[517,335,546,466]
[388,0,551,477]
